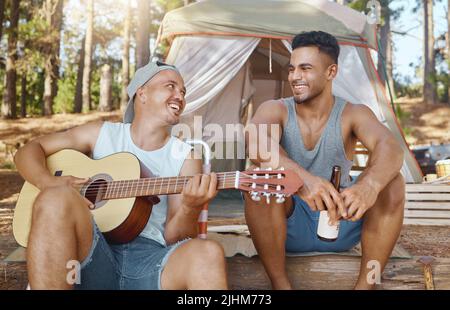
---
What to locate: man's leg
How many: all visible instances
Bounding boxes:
[243,193,293,289]
[355,173,405,289]
[161,239,228,289]
[27,185,93,289]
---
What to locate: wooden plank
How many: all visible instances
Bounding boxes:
[406,184,450,193]
[227,255,450,290]
[403,218,450,225]
[406,193,450,201]
[404,210,450,218]
[406,202,450,209]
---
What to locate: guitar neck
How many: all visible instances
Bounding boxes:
[102,172,238,200]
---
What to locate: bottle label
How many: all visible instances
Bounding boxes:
[317,211,339,240]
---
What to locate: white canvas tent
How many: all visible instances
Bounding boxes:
[157,0,423,182]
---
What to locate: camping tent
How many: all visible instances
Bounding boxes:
[156,0,423,182]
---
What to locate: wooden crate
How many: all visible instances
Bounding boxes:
[405,184,450,226]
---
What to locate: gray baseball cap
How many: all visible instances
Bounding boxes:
[123,60,180,123]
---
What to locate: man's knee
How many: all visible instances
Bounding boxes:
[188,239,226,266]
[33,185,81,222]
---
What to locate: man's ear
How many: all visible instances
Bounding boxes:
[136,87,147,103]
[327,64,338,80]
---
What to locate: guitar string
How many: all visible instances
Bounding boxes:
[74,172,241,192]
[76,174,287,193]
[73,172,287,195]
[80,177,285,197]
[79,179,286,198]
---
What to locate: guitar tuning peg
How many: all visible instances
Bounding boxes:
[279,167,285,170]
[276,194,285,204]
[250,191,261,202]
[277,173,282,179]
[254,167,260,171]
[267,167,272,171]
[263,192,271,204]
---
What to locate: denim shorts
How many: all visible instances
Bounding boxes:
[75,220,188,290]
[285,195,363,253]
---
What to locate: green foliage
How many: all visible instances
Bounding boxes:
[436,70,449,103]
[54,69,77,113]
[394,80,423,98]
[23,69,45,116]
[0,160,16,170]
[394,103,412,139]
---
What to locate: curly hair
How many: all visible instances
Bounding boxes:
[291,31,340,64]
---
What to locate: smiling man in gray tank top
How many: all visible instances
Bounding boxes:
[244,31,405,290]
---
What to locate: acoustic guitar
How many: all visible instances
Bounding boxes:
[13,149,303,247]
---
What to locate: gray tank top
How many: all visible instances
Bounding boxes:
[280,96,353,188]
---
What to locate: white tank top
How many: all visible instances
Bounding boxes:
[92,121,192,245]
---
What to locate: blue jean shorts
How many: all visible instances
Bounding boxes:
[75,220,188,290]
[285,195,363,253]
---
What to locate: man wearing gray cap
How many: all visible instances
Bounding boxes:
[14,61,228,290]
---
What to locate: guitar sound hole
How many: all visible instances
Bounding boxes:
[84,179,108,205]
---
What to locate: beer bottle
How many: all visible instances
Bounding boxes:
[317,165,341,242]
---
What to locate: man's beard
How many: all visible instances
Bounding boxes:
[293,86,323,104]
[293,91,315,104]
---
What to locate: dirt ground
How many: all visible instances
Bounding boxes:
[396,97,450,146]
[0,99,449,290]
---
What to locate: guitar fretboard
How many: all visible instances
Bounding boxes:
[101,172,238,200]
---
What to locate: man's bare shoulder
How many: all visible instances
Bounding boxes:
[252,99,287,123]
[342,102,377,119]
[258,99,286,110]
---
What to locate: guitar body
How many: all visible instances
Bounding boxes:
[13,150,157,247]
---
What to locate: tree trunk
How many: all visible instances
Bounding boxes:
[0,0,5,42]
[74,36,86,113]
[377,4,395,98]
[120,0,131,111]
[423,0,437,105]
[136,0,150,69]
[42,0,63,116]
[1,0,20,119]
[98,64,112,112]
[21,74,27,118]
[82,0,94,112]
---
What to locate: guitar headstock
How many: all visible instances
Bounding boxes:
[237,168,303,203]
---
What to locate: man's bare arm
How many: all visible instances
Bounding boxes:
[351,105,403,193]
[165,152,217,244]
[342,104,404,220]
[14,121,103,190]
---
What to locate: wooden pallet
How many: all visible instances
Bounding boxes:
[405,184,450,226]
